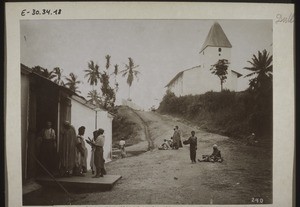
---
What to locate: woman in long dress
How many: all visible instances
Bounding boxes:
[59,121,77,176]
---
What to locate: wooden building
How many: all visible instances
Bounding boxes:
[21,64,113,181]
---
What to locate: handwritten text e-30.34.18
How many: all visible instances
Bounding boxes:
[21,9,62,16]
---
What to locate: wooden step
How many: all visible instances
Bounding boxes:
[36,172,122,192]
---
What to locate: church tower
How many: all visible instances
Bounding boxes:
[199,22,232,70]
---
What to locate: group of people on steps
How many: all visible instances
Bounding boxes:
[37,121,107,178]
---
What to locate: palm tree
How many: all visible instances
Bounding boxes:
[120,57,140,100]
[110,64,119,92]
[52,67,64,85]
[105,55,111,70]
[32,66,55,80]
[87,89,102,106]
[32,66,44,75]
[244,49,273,91]
[65,72,81,93]
[84,60,100,88]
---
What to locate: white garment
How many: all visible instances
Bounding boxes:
[44,128,56,140]
[119,140,126,147]
[94,134,105,147]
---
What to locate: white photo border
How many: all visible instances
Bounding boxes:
[5,2,294,207]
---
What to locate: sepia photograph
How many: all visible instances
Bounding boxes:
[5,2,294,207]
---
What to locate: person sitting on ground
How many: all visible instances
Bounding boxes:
[209,144,222,162]
[246,132,257,145]
[198,144,223,163]
[168,137,173,148]
[158,139,171,150]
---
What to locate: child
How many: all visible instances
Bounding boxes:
[183,131,197,163]
[158,139,171,150]
[119,138,126,158]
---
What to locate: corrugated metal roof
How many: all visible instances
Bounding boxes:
[200,22,232,53]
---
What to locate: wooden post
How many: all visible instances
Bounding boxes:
[95,111,97,130]
[57,94,60,152]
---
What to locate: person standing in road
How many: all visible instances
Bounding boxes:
[172,126,183,149]
[183,131,198,163]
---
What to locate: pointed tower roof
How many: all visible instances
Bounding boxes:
[200,22,232,53]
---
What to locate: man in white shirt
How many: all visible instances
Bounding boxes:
[39,121,57,174]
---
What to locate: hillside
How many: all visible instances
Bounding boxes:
[112,106,146,148]
[158,90,272,142]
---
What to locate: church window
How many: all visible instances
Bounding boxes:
[218,48,222,52]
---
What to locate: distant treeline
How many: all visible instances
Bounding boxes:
[158,89,272,140]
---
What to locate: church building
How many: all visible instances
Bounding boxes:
[166,22,242,97]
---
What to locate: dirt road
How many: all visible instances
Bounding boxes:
[73,110,272,205]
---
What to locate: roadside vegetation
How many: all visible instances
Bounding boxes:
[112,106,143,148]
[158,50,272,143]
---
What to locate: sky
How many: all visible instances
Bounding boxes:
[20,19,272,110]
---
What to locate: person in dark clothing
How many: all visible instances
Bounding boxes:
[183,131,197,163]
[38,121,57,174]
[209,144,222,162]
[172,126,183,149]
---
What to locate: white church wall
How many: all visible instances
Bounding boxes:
[223,71,238,91]
[200,65,223,92]
[200,46,231,70]
[182,66,221,96]
[168,75,183,96]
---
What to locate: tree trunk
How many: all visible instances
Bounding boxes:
[220,80,223,91]
[128,86,131,100]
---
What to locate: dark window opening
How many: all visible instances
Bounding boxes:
[218,48,222,52]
